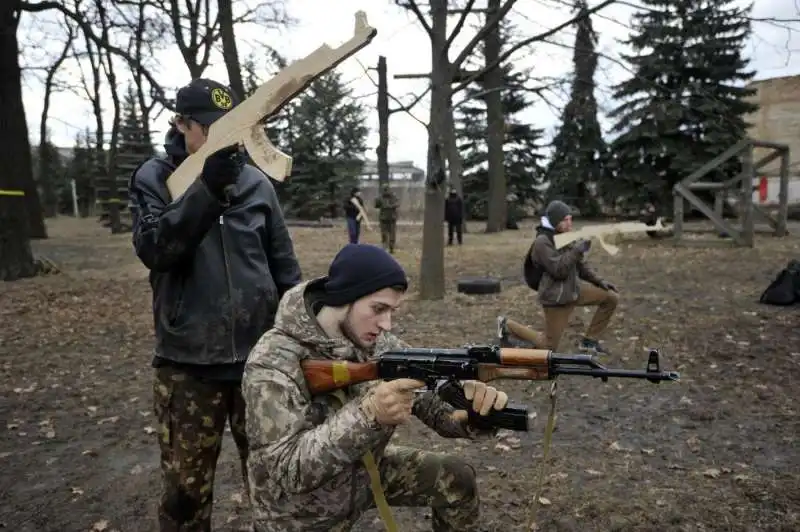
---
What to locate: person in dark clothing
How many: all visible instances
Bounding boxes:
[444,186,464,246]
[127,77,302,532]
[344,187,365,244]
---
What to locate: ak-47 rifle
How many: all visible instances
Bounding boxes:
[301,346,680,432]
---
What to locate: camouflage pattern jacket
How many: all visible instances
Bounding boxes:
[242,279,476,531]
[374,192,399,222]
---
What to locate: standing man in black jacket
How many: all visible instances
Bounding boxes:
[444,186,464,246]
[127,78,302,531]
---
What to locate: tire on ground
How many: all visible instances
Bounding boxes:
[457,277,502,295]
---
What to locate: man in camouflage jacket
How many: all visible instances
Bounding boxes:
[242,243,509,531]
[374,187,399,253]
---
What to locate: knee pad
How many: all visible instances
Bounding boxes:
[440,455,478,500]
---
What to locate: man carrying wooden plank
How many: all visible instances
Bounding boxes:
[527,200,619,354]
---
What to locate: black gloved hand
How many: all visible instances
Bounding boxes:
[599,280,618,293]
[575,238,592,253]
[201,145,242,200]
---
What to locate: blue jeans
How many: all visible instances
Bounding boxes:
[346,217,361,244]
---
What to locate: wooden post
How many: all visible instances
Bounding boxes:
[377,56,390,191]
[776,147,790,237]
[673,191,683,241]
[740,145,755,247]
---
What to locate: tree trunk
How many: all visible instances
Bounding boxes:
[377,56,390,190]
[0,1,37,280]
[218,0,245,99]
[417,0,449,301]
[484,0,506,233]
[444,105,467,231]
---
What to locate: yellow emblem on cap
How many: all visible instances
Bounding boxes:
[210,87,233,110]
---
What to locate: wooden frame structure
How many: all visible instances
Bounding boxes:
[672,139,791,247]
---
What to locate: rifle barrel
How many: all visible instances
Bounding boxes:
[554,366,680,382]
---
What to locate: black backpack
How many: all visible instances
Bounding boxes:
[759,260,800,306]
[523,233,553,290]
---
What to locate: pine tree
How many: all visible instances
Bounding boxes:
[455,21,547,220]
[544,0,608,217]
[118,85,154,158]
[606,0,758,211]
[282,71,369,219]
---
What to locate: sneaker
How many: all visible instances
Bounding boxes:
[580,337,612,355]
[496,316,511,346]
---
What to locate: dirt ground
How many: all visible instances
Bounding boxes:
[1,216,798,532]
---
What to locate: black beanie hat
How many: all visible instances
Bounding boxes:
[322,244,409,307]
[545,200,572,227]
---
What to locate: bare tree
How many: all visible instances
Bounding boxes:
[37,19,76,217]
[1,0,41,279]
[398,0,619,299]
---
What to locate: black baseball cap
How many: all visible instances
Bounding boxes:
[175,78,240,126]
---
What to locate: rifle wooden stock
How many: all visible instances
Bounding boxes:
[302,359,380,394]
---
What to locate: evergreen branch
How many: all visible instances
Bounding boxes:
[446,0,478,51]
[451,0,520,70]
[452,0,618,93]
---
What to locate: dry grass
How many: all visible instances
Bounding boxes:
[1,216,798,531]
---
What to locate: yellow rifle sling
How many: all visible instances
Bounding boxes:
[330,389,398,532]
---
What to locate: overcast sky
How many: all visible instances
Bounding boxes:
[20,0,800,170]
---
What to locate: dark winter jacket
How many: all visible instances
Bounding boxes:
[529,224,603,307]
[128,128,302,380]
[344,195,364,220]
[444,193,463,223]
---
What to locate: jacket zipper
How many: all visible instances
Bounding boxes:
[219,215,236,363]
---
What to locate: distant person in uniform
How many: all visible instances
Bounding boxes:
[375,186,399,253]
[444,186,464,246]
[344,187,366,244]
[127,78,302,531]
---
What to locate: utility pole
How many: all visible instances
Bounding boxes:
[376,56,390,191]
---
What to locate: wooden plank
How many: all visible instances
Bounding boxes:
[751,139,790,152]
[689,182,727,190]
[752,149,784,174]
[673,183,745,245]
[776,150,791,236]
[673,192,684,240]
[679,139,750,186]
[739,147,755,247]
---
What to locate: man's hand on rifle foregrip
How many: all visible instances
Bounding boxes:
[451,381,509,423]
[360,378,425,426]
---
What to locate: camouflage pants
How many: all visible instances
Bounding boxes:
[380,219,397,252]
[333,445,480,532]
[153,366,249,532]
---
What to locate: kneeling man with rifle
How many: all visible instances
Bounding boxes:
[242,243,510,531]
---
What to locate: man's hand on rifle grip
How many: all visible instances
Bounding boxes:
[360,378,426,426]
[451,381,509,422]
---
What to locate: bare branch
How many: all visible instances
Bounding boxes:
[445,0,478,50]
[452,0,619,93]
[397,1,433,37]
[451,0,519,69]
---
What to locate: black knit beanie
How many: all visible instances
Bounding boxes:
[545,200,572,227]
[322,244,409,307]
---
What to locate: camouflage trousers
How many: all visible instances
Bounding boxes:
[332,445,479,532]
[153,366,249,532]
[380,219,397,252]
